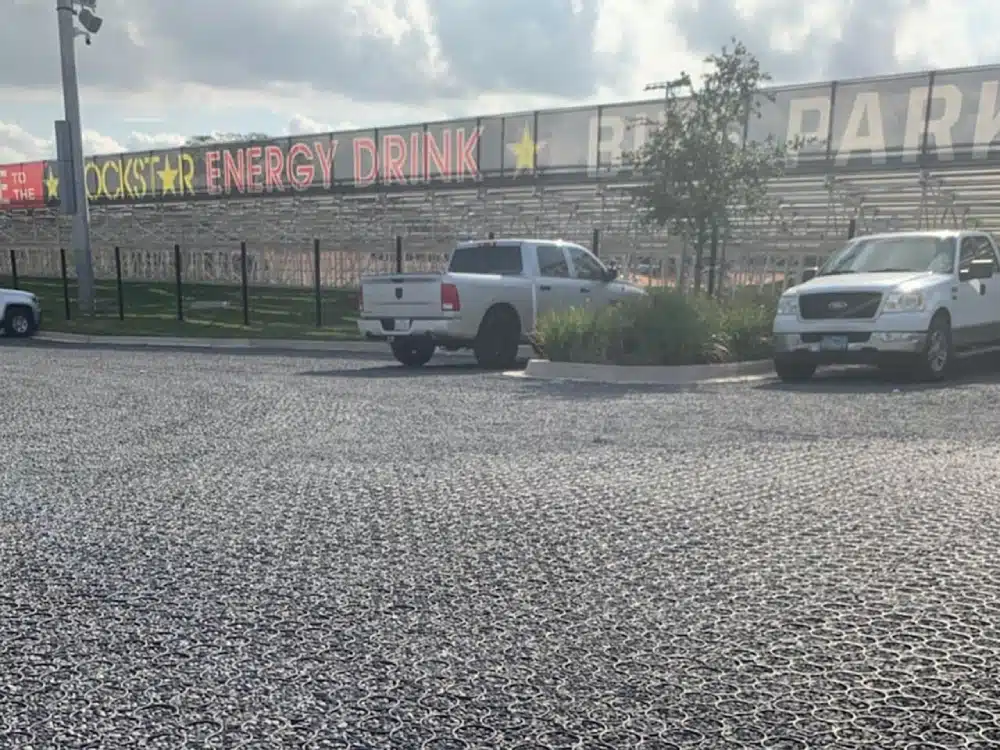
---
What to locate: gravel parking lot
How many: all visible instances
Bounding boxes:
[3,343,1000,749]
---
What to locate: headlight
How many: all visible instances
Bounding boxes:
[775,295,798,316]
[882,291,925,313]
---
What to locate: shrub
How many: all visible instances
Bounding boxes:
[535,288,778,366]
[532,304,622,364]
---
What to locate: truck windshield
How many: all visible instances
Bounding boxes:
[449,244,523,274]
[818,236,956,275]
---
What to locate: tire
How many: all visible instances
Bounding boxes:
[474,305,521,370]
[774,357,816,383]
[915,313,953,382]
[3,305,35,338]
[390,336,436,367]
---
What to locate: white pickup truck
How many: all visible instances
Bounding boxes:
[772,229,1000,382]
[358,238,644,368]
[1,287,41,337]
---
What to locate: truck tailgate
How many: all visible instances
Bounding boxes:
[361,274,443,318]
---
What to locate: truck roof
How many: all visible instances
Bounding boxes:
[453,238,583,248]
[853,229,985,241]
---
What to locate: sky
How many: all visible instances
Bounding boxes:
[0,0,997,163]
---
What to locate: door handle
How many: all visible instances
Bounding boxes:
[539,285,551,291]
[580,287,591,293]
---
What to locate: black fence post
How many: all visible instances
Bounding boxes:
[395,235,403,274]
[592,228,600,257]
[173,243,184,322]
[59,247,71,320]
[847,218,857,239]
[240,241,250,326]
[707,222,720,297]
[9,249,18,288]
[114,246,124,320]
[313,238,322,328]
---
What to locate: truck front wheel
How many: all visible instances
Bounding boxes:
[474,306,520,370]
[3,305,36,338]
[390,336,436,367]
[773,357,816,383]
[915,313,953,382]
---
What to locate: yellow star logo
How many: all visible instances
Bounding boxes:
[45,169,59,199]
[158,156,179,195]
[507,125,545,175]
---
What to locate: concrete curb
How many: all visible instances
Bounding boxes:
[33,332,387,354]
[30,333,536,361]
[522,358,775,385]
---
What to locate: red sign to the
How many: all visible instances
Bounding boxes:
[0,161,46,208]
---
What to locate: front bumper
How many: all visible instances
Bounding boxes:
[773,331,927,365]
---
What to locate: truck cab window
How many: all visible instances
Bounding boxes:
[449,244,523,274]
[568,246,606,281]
[960,236,1000,271]
[537,245,570,278]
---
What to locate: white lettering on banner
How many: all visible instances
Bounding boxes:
[903,84,962,161]
[974,81,1000,158]
[786,97,830,166]
[580,76,1000,172]
[588,115,624,174]
[837,92,886,165]
[785,79,1000,164]
[587,109,661,175]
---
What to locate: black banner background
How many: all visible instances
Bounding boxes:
[18,64,1000,207]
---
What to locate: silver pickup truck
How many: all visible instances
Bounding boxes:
[1,287,42,338]
[358,238,645,368]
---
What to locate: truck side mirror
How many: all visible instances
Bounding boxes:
[800,267,818,282]
[959,259,995,281]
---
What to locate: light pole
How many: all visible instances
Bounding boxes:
[56,0,102,314]
[644,76,688,112]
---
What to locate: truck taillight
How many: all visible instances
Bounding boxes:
[441,283,460,312]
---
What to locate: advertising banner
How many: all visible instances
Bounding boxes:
[0,161,46,208]
[4,64,1000,209]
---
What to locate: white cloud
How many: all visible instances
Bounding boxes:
[0,122,50,163]
[127,131,187,150]
[285,115,336,136]
[0,122,188,161]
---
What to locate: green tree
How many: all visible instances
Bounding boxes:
[625,39,812,295]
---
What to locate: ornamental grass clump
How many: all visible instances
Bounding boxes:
[534,287,778,366]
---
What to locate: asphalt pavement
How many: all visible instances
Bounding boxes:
[3,343,1000,748]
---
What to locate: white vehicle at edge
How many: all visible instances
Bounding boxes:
[772,229,1000,383]
[357,238,645,368]
[0,287,41,338]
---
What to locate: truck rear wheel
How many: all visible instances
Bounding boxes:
[390,336,436,367]
[474,306,520,370]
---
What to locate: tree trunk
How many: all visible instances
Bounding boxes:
[707,221,719,297]
[692,218,707,294]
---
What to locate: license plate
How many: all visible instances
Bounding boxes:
[820,335,848,351]
[395,319,411,332]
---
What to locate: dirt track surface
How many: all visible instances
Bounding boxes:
[3,344,1000,749]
